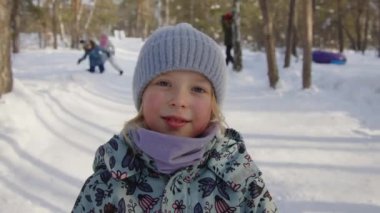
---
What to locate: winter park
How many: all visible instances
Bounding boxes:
[1,1,380,213]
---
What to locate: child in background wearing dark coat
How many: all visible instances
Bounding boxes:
[72,23,278,213]
[77,40,108,73]
[221,12,235,66]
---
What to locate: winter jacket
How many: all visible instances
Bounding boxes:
[99,35,115,56]
[221,17,233,46]
[100,40,115,56]
[79,45,108,67]
[72,128,278,213]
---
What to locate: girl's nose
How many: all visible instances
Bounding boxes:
[169,89,188,108]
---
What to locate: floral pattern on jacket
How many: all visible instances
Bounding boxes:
[72,128,278,213]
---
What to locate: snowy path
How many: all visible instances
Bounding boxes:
[0,38,380,212]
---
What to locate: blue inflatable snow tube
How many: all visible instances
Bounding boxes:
[312,50,346,64]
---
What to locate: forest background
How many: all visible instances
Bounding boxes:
[1,0,380,95]
[0,1,380,211]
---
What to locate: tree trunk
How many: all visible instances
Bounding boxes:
[362,2,370,54]
[165,0,170,25]
[259,0,279,88]
[71,0,82,49]
[291,25,298,59]
[302,0,313,89]
[343,26,356,49]
[0,0,13,96]
[337,0,344,53]
[136,0,144,37]
[155,0,162,27]
[10,0,20,53]
[354,1,364,51]
[284,0,296,68]
[292,7,299,59]
[232,0,242,72]
[190,0,195,23]
[41,0,52,48]
[52,0,58,49]
[378,0,380,57]
[84,0,96,33]
[57,2,68,47]
[142,0,151,39]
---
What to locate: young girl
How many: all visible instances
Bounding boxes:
[99,34,124,75]
[72,23,278,213]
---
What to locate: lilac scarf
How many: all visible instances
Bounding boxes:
[132,125,219,174]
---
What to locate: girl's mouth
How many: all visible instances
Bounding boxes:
[162,116,189,128]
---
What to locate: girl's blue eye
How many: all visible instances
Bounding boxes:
[192,86,206,93]
[156,80,170,87]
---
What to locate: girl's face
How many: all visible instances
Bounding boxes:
[141,71,213,137]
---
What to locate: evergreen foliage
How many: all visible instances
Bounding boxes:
[10,0,380,52]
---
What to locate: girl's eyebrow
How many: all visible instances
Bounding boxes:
[193,77,211,84]
[197,78,209,82]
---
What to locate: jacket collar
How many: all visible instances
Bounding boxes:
[92,128,260,192]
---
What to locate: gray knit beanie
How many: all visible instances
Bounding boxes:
[133,23,227,110]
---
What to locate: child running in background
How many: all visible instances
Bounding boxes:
[77,40,108,74]
[72,23,278,212]
[221,12,235,66]
[99,34,124,75]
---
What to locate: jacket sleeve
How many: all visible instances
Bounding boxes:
[71,168,118,213]
[222,129,278,212]
[107,43,115,55]
[241,174,278,212]
[77,50,89,65]
[71,145,116,213]
[72,173,96,213]
[97,46,110,58]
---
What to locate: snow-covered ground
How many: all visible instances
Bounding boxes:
[1,35,380,213]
